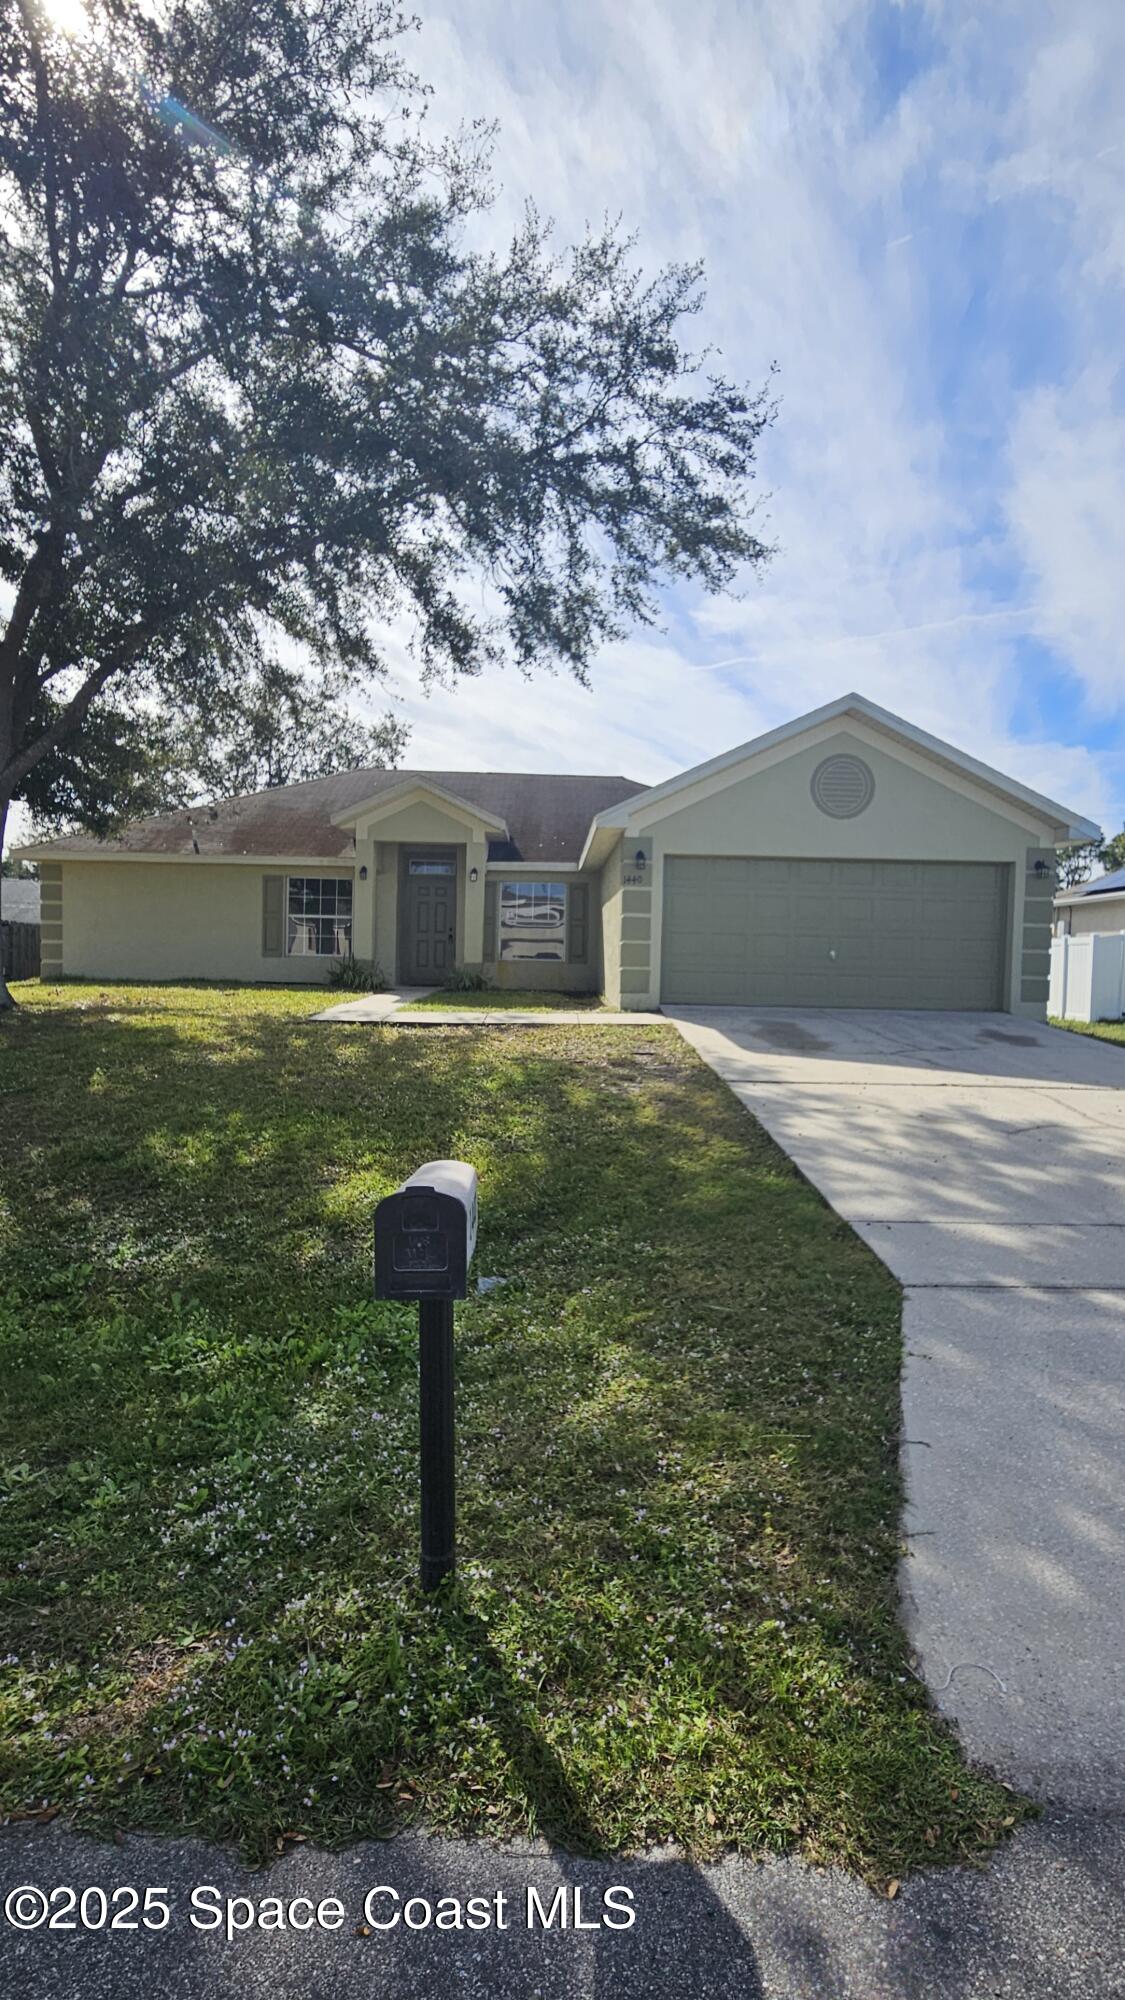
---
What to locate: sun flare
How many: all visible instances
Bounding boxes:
[42,0,89,36]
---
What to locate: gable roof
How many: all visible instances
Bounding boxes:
[18,769,649,868]
[329,775,511,835]
[580,691,1100,856]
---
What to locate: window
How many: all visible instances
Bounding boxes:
[287,876,353,956]
[408,858,456,875]
[498,880,567,961]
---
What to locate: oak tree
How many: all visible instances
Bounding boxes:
[0,0,774,1001]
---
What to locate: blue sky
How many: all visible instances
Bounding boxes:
[367,0,1124,837]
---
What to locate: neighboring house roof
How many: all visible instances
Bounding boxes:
[17,770,650,867]
[0,878,40,923]
[580,691,1101,862]
[1055,866,1125,907]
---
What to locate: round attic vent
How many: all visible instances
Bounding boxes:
[810,753,875,819]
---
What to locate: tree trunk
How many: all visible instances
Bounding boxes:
[0,796,17,1011]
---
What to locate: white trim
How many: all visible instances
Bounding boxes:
[330,776,508,836]
[625,716,1057,840]
[284,871,355,958]
[484,860,581,874]
[577,823,624,873]
[12,849,357,868]
[1055,886,1125,908]
[577,692,1100,854]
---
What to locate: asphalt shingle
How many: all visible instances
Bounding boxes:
[24,770,649,867]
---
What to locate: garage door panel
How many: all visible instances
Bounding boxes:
[661,857,1007,1009]
[797,891,844,923]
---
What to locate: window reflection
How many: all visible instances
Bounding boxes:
[498,880,566,960]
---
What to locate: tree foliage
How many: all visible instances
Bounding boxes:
[1099,829,1125,876]
[0,0,774,867]
[170,661,409,800]
[20,662,407,833]
[1056,840,1107,889]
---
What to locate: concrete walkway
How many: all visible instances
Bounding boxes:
[310,988,437,1021]
[313,995,665,1024]
[669,1008,1125,1814]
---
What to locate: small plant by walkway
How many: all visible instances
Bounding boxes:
[0,982,1023,1877]
[1050,1016,1125,1049]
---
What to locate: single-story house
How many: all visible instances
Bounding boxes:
[0,877,41,926]
[0,874,41,979]
[17,692,1099,1016]
[1054,867,1125,938]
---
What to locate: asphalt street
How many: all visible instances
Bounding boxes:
[2,1806,1124,1999]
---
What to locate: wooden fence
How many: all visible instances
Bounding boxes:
[1,922,41,980]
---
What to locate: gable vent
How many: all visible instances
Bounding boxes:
[810,754,875,819]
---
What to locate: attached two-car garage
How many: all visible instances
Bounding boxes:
[660,856,1009,1010]
[582,695,1089,1015]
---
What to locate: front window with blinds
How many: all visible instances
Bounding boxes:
[498,880,567,961]
[287,877,353,956]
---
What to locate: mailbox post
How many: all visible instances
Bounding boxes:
[373,1161,478,1591]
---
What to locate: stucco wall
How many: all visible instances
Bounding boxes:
[38,862,63,978]
[58,861,355,985]
[598,845,624,1008]
[1060,898,1125,939]
[372,842,398,980]
[350,802,490,981]
[350,800,472,847]
[610,726,1059,1015]
[483,870,602,993]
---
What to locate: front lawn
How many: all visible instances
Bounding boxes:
[401,988,605,1011]
[1050,1016,1125,1048]
[0,981,1020,1877]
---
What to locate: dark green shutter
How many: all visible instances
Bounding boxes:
[567,882,589,963]
[483,879,498,960]
[262,874,285,957]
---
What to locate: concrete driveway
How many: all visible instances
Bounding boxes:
[668,1009,1125,1811]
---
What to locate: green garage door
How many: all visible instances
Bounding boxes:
[661,858,1008,1009]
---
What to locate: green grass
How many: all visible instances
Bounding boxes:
[402,988,605,1011]
[0,980,1023,1877]
[1050,1016,1125,1047]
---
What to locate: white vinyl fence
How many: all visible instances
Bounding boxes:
[1049,932,1125,1023]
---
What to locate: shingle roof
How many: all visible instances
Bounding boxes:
[0,878,40,923]
[26,769,650,867]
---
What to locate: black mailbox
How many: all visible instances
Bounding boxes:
[374,1160,478,1302]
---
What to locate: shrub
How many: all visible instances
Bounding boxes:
[326,957,385,993]
[443,965,493,993]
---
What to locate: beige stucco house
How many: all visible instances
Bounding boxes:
[19,693,1098,1016]
[1054,869,1125,938]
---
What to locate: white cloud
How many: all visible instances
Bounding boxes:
[393,0,1124,830]
[6,0,1123,856]
[1005,376,1125,715]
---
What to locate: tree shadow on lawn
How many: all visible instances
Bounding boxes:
[0,990,1019,1877]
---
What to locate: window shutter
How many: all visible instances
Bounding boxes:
[483,879,498,959]
[262,874,285,957]
[567,883,589,963]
